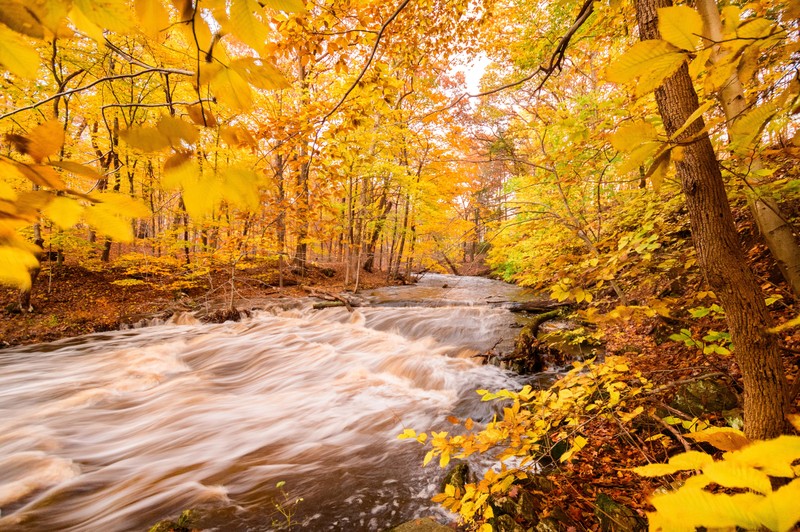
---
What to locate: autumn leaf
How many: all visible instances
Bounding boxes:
[134,0,170,38]
[0,24,40,79]
[607,40,687,96]
[657,6,703,52]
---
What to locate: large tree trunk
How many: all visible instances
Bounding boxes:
[635,0,788,439]
[696,0,800,299]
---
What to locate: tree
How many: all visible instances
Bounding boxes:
[632,0,788,439]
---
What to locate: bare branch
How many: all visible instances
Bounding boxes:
[0,68,195,122]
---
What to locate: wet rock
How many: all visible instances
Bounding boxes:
[440,462,472,493]
[497,489,540,524]
[594,493,646,532]
[387,517,452,531]
[669,378,738,417]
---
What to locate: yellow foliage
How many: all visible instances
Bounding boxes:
[606,40,687,97]
[403,357,650,525]
[657,6,703,52]
[636,436,800,531]
[0,24,40,79]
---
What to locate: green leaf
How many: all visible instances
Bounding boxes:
[658,6,703,51]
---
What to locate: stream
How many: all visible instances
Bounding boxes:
[0,274,537,531]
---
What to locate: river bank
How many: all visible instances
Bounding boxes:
[0,260,409,348]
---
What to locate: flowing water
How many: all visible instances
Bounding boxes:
[0,274,533,531]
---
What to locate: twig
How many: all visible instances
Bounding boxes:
[649,414,692,452]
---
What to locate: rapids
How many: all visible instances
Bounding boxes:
[0,274,532,531]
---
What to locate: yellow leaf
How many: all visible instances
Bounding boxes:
[439,451,450,468]
[729,103,778,155]
[134,0,170,38]
[611,122,658,152]
[633,450,713,477]
[397,428,417,440]
[670,100,714,142]
[607,40,686,88]
[156,116,199,146]
[658,6,703,51]
[260,0,305,12]
[0,0,46,38]
[120,126,171,152]
[182,176,221,219]
[25,121,65,163]
[754,478,800,532]
[229,0,268,50]
[48,160,103,182]
[645,149,671,191]
[703,460,771,495]
[73,0,133,34]
[15,164,67,190]
[230,57,289,90]
[617,141,663,175]
[724,435,800,477]
[423,450,435,466]
[0,245,39,289]
[67,4,105,42]
[43,195,84,228]
[0,24,40,79]
[210,67,253,111]
[686,427,750,452]
[186,103,217,127]
[650,489,763,530]
[162,154,196,190]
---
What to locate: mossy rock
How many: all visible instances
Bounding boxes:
[669,378,738,416]
[440,462,472,493]
[594,493,646,532]
[387,517,452,532]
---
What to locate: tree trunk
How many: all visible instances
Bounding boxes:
[696,0,800,299]
[635,0,788,439]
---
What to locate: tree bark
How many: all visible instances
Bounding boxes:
[635,0,788,439]
[696,0,800,299]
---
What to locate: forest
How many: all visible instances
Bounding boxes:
[0,0,799,531]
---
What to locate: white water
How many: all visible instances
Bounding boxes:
[0,274,529,531]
